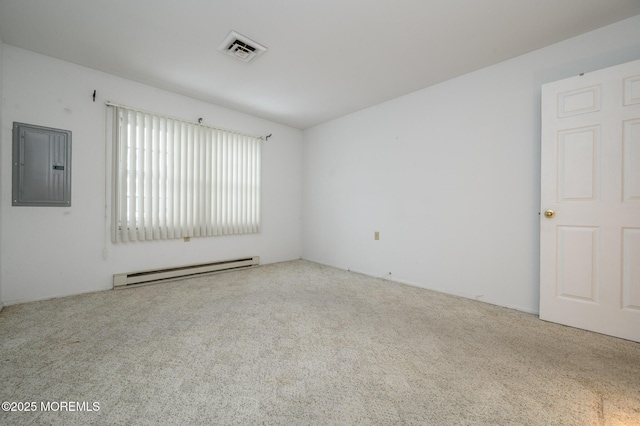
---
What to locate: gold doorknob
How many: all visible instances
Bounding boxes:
[544,209,555,218]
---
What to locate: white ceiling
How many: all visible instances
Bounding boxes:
[1,0,640,129]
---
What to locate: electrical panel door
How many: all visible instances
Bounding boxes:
[12,122,72,207]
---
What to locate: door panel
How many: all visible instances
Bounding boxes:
[622,228,640,310]
[558,127,599,201]
[623,75,640,105]
[558,85,601,117]
[557,226,599,302]
[623,119,640,201]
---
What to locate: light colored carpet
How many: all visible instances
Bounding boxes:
[0,260,639,425]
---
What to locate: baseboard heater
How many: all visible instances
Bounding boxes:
[113,256,260,288]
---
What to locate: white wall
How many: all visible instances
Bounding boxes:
[1,46,303,305]
[302,15,640,314]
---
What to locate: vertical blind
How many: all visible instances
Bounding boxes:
[111,105,261,242]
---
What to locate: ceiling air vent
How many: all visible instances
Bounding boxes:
[218,31,267,63]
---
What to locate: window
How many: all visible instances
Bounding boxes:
[111,105,261,242]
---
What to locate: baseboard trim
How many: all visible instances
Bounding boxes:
[1,285,112,307]
[302,258,540,316]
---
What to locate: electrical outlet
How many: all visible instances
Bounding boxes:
[374,231,379,240]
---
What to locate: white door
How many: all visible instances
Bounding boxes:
[540,59,640,343]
